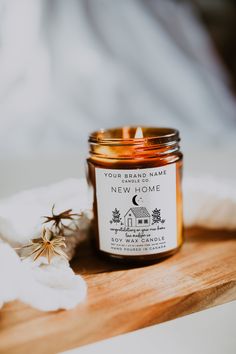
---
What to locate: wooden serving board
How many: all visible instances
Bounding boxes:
[0,228,236,354]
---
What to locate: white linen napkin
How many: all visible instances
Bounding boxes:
[0,178,91,311]
[0,176,235,311]
[184,176,236,230]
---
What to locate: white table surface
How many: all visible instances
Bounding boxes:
[63,301,236,354]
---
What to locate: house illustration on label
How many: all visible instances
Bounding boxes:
[124,207,150,227]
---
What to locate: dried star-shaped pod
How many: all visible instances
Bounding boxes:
[21,228,68,264]
[42,204,81,233]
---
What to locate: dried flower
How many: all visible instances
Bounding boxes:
[21,228,68,264]
[42,204,81,233]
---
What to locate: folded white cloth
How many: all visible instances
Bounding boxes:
[0,178,91,311]
[0,242,87,311]
[0,176,235,312]
[184,176,236,230]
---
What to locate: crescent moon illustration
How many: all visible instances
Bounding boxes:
[132,195,139,206]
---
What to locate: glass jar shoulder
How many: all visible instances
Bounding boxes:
[87,151,183,170]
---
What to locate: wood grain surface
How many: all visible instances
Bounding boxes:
[0,228,236,354]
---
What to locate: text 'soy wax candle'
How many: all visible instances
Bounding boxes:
[87,126,183,262]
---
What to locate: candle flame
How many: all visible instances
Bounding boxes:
[134,126,143,139]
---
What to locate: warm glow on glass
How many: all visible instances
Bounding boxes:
[134,126,143,139]
[122,126,130,139]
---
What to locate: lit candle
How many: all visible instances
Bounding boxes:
[134,126,143,139]
[87,126,183,263]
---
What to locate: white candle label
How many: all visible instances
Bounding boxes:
[95,164,177,256]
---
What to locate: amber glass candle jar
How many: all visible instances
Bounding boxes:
[87,126,183,263]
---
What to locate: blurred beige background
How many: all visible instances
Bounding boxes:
[0,0,235,197]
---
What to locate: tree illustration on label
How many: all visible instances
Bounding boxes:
[152,208,165,224]
[111,208,122,224]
